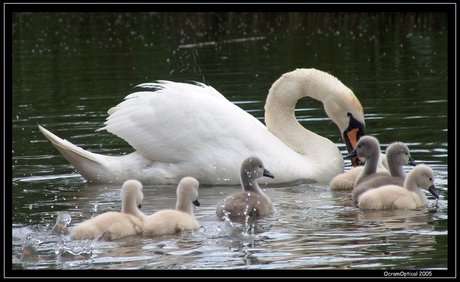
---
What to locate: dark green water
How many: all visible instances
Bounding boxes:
[10,12,450,275]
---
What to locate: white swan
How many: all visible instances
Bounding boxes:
[38,68,365,185]
[71,180,145,240]
[357,164,439,209]
[143,177,200,236]
[216,156,275,219]
[352,141,417,201]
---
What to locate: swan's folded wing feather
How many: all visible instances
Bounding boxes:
[102,82,267,163]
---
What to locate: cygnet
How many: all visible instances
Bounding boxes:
[143,177,200,236]
[216,156,275,219]
[344,136,388,187]
[71,180,145,240]
[357,164,439,209]
[351,141,417,201]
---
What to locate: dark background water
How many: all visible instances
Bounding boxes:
[9,10,452,275]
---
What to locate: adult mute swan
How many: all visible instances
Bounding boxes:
[38,68,365,185]
[216,156,275,219]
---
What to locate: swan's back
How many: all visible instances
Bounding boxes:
[99,82,266,164]
[97,81,283,184]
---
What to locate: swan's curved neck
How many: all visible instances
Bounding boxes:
[264,71,338,157]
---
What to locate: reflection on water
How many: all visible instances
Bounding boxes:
[10,12,449,273]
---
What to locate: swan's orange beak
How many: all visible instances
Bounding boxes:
[346,128,360,150]
[343,115,365,167]
[345,128,363,166]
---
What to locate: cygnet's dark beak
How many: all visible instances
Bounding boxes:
[408,157,417,166]
[263,169,274,179]
[428,185,439,199]
[344,149,357,159]
[193,199,200,207]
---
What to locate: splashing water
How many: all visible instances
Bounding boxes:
[20,234,43,262]
[216,203,255,240]
[49,211,72,235]
[57,230,103,260]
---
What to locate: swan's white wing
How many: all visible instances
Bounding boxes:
[101,81,267,164]
[137,81,231,103]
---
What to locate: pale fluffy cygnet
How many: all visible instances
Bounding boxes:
[71,180,145,240]
[351,141,417,201]
[329,153,388,190]
[357,164,439,209]
[143,177,200,236]
[216,156,275,219]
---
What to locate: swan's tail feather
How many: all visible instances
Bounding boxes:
[38,125,111,182]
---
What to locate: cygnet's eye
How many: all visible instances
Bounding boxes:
[138,204,142,209]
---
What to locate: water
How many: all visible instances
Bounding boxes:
[10,12,451,275]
